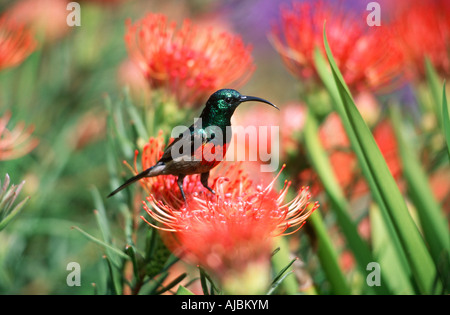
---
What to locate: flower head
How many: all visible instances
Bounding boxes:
[0,15,36,71]
[271,1,404,93]
[124,13,255,106]
[391,0,450,79]
[141,163,318,274]
[7,0,71,43]
[0,111,39,160]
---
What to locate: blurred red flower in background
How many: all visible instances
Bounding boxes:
[300,113,402,199]
[0,111,39,160]
[7,0,71,43]
[391,0,450,79]
[271,1,405,93]
[125,13,255,107]
[0,15,36,71]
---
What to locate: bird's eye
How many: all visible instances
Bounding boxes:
[225,97,232,104]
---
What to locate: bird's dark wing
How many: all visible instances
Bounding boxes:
[158,124,207,164]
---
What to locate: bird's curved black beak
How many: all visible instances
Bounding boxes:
[239,95,279,110]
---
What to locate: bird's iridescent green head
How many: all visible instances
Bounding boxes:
[201,89,278,124]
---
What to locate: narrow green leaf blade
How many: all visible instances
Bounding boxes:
[176,285,195,295]
[390,106,450,272]
[271,237,299,295]
[103,255,123,295]
[271,257,297,286]
[155,273,187,295]
[267,271,294,295]
[309,211,350,294]
[323,24,440,294]
[91,187,114,246]
[442,82,450,157]
[304,111,390,294]
[0,196,29,231]
[314,45,413,293]
[72,225,130,261]
[199,266,210,296]
[126,245,140,281]
[425,57,443,127]
[124,88,149,141]
[370,204,414,294]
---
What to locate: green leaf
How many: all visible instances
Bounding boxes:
[267,271,294,295]
[72,225,130,261]
[161,254,180,273]
[91,187,110,239]
[314,44,412,294]
[271,237,299,295]
[124,88,149,141]
[271,257,297,287]
[142,271,169,295]
[390,106,450,275]
[154,273,187,295]
[323,23,440,294]
[442,82,450,157]
[103,255,123,295]
[303,111,390,294]
[0,196,29,232]
[176,285,195,295]
[126,245,140,281]
[198,266,220,295]
[92,195,123,267]
[370,204,414,294]
[309,211,350,294]
[105,94,134,159]
[425,57,443,127]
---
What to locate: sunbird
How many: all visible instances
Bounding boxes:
[108,89,278,201]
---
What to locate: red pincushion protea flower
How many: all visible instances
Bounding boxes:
[392,0,450,78]
[141,163,318,276]
[0,111,39,160]
[0,15,36,71]
[124,13,255,106]
[271,1,404,93]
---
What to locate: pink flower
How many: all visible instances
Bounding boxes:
[7,0,71,43]
[0,111,39,160]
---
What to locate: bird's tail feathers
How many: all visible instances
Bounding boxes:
[107,164,163,198]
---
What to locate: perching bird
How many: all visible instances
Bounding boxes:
[108,89,278,201]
